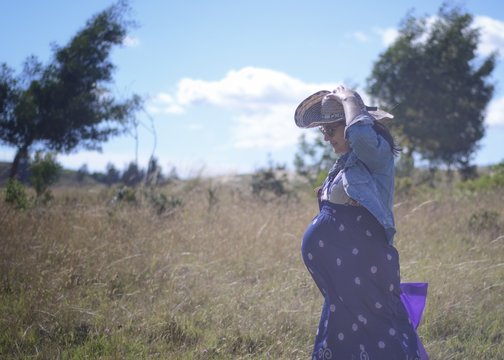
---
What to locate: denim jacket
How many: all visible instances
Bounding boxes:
[340,113,396,244]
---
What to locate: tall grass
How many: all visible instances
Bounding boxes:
[1,180,503,359]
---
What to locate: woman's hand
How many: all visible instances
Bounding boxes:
[332,85,354,102]
[332,86,369,124]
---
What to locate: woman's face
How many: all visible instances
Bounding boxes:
[320,122,349,154]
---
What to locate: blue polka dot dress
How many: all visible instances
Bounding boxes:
[302,201,422,360]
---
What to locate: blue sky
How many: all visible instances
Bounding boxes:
[1,0,504,176]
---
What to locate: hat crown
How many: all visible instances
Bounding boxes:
[321,93,345,121]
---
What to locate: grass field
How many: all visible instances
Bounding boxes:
[1,178,503,359]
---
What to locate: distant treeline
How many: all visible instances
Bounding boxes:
[0,156,179,187]
[82,158,179,187]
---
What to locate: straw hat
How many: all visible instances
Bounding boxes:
[294,89,394,128]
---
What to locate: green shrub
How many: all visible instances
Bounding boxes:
[250,158,296,202]
[109,185,183,215]
[145,188,183,215]
[4,179,30,210]
[114,186,137,203]
[457,161,504,192]
[251,167,290,201]
[30,152,62,201]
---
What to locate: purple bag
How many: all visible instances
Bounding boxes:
[400,282,429,360]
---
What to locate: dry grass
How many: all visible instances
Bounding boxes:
[1,180,503,359]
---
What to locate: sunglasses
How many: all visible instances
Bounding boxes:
[319,122,345,137]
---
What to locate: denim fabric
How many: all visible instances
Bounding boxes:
[342,113,396,244]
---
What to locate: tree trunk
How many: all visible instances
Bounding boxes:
[9,145,29,180]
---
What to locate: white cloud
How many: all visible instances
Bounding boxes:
[147,93,185,114]
[474,16,504,56]
[373,27,399,47]
[151,67,338,114]
[175,67,337,110]
[150,67,343,149]
[231,105,305,149]
[486,96,504,126]
[123,35,140,47]
[348,31,369,43]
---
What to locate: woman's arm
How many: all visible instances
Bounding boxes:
[345,118,393,172]
[331,85,393,171]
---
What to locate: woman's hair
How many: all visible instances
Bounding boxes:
[372,122,401,156]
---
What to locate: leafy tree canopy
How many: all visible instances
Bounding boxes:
[0,0,141,178]
[366,3,496,170]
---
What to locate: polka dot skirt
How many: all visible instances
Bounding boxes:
[302,201,422,360]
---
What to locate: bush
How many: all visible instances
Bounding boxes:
[108,185,183,216]
[4,179,30,210]
[250,162,294,202]
[145,188,183,215]
[30,152,62,201]
[457,161,504,192]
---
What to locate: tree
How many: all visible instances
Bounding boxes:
[366,4,496,171]
[0,1,141,179]
[76,164,89,183]
[294,132,338,186]
[146,156,163,185]
[105,162,121,185]
[122,161,144,186]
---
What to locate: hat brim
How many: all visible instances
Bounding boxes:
[294,90,394,128]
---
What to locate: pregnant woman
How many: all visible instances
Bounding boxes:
[295,86,428,360]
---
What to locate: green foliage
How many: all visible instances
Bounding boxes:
[0,1,141,178]
[90,161,174,187]
[92,162,122,186]
[146,156,164,186]
[76,164,89,183]
[490,160,504,175]
[105,162,122,185]
[145,188,183,215]
[250,158,294,201]
[30,152,62,201]
[294,132,337,186]
[122,161,145,186]
[108,185,183,216]
[251,168,287,199]
[461,173,504,192]
[367,4,496,170]
[457,161,504,192]
[4,178,30,209]
[164,194,183,210]
[457,159,479,181]
[113,185,137,203]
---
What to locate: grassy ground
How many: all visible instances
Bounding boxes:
[1,179,503,359]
